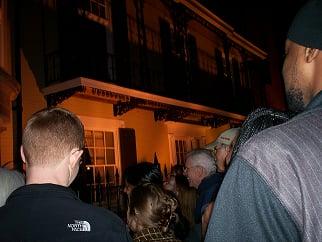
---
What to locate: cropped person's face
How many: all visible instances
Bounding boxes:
[282,39,308,112]
[163,175,176,192]
[124,180,134,196]
[214,144,229,170]
[184,159,200,188]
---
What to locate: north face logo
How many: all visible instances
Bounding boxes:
[67,220,91,232]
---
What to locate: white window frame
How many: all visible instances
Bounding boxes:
[77,0,111,27]
[78,116,124,185]
[168,134,206,166]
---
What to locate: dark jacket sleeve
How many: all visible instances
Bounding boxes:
[204,156,301,242]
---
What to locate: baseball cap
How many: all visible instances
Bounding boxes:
[205,128,240,150]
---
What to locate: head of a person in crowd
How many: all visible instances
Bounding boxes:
[163,164,185,192]
[205,128,240,172]
[164,174,196,229]
[231,108,291,160]
[172,164,185,176]
[123,161,163,196]
[0,168,25,207]
[184,149,216,188]
[283,0,322,113]
[164,173,190,195]
[163,174,177,193]
[127,183,178,233]
[21,107,84,186]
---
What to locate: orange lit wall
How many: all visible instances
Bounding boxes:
[21,52,47,127]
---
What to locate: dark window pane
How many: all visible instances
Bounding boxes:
[94,131,104,147]
[106,149,115,164]
[96,148,105,165]
[85,130,94,147]
[105,132,114,147]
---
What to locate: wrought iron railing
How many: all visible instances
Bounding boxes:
[45,43,265,113]
[45,50,117,84]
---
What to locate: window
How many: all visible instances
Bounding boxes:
[127,15,139,44]
[85,130,117,187]
[169,135,206,166]
[175,139,187,165]
[146,26,161,53]
[198,49,216,76]
[78,0,111,26]
[78,116,124,206]
[89,0,109,19]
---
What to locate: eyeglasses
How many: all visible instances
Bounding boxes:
[214,143,229,153]
[183,165,197,173]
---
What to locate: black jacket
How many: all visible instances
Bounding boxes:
[0,183,132,242]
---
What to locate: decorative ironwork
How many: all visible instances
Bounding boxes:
[113,98,143,116]
[45,86,86,107]
[171,1,258,60]
[44,82,243,126]
[154,108,189,122]
[201,116,230,128]
[134,0,149,87]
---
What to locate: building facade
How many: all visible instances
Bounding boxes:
[2,0,274,202]
[0,0,20,169]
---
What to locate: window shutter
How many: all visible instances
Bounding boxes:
[119,128,137,177]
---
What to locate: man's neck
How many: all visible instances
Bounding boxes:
[217,167,226,173]
[26,166,68,186]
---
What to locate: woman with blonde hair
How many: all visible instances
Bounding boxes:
[127,183,181,242]
[164,174,196,229]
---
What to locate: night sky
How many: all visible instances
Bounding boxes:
[200,0,307,110]
[201,0,306,57]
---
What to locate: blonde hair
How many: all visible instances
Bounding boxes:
[127,183,178,233]
[175,176,196,228]
[22,107,84,166]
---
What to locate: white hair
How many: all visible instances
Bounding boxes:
[186,149,216,175]
[0,168,25,207]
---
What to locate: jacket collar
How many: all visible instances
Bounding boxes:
[305,90,322,110]
[6,183,78,203]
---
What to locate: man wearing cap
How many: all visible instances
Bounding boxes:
[183,128,240,241]
[205,127,240,173]
[205,0,322,241]
[200,128,239,239]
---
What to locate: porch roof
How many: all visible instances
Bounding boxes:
[42,77,245,127]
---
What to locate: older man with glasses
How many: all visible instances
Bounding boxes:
[183,148,218,242]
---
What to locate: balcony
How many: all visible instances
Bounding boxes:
[45,45,261,114]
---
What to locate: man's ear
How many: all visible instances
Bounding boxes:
[69,148,83,169]
[305,47,319,63]
[20,146,27,164]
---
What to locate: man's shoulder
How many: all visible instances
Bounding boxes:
[240,107,322,159]
[235,107,322,188]
[229,107,322,241]
[70,200,125,227]
[0,197,129,242]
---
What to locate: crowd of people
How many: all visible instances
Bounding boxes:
[0,0,321,241]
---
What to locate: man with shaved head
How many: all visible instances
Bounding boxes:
[0,107,131,242]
